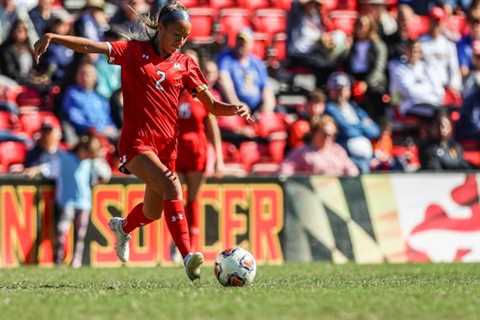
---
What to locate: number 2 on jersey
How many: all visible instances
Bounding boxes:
[155,70,166,91]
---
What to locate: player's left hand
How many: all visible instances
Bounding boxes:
[234,104,255,123]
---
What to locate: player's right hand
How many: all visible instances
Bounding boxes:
[33,33,52,64]
[235,104,255,123]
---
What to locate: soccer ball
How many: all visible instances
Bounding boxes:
[214,247,256,287]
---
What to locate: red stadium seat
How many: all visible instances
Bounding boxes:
[39,111,61,129]
[16,86,42,108]
[0,111,14,130]
[182,0,202,7]
[237,0,269,10]
[273,0,292,10]
[330,10,358,35]
[323,0,338,10]
[209,0,236,9]
[218,8,251,46]
[406,15,430,39]
[336,0,357,10]
[253,9,287,35]
[0,141,27,170]
[19,110,42,137]
[188,7,217,43]
[252,33,270,60]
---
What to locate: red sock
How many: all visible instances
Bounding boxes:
[122,203,154,234]
[164,199,191,257]
[186,200,200,251]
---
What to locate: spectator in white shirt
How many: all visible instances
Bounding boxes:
[389,39,445,118]
[419,6,462,96]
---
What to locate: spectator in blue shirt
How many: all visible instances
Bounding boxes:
[457,12,480,77]
[73,0,107,41]
[217,29,276,113]
[38,12,74,84]
[325,72,380,173]
[61,61,119,142]
[28,0,54,37]
[25,133,111,268]
[24,121,61,168]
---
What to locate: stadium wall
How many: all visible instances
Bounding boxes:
[0,174,478,267]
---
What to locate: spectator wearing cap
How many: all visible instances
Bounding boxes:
[420,7,462,97]
[61,61,119,143]
[456,40,480,140]
[286,0,346,85]
[73,0,108,41]
[325,72,380,173]
[28,0,54,37]
[389,39,445,118]
[24,121,61,168]
[457,10,480,77]
[217,29,276,113]
[345,14,388,121]
[38,10,74,84]
[280,115,359,176]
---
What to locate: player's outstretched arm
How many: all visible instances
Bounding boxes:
[197,89,254,123]
[33,33,109,64]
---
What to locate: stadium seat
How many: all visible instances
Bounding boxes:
[252,33,270,60]
[0,111,13,130]
[253,9,287,36]
[19,110,42,137]
[39,111,61,129]
[329,10,358,36]
[323,0,338,10]
[237,0,269,10]
[188,7,217,43]
[273,0,292,10]
[0,141,27,170]
[16,86,42,108]
[406,15,430,39]
[182,0,202,7]
[209,0,236,9]
[335,0,357,10]
[218,8,252,46]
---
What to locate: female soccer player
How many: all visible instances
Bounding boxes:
[33,1,252,281]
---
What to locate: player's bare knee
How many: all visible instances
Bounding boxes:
[163,172,183,200]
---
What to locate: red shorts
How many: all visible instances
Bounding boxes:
[176,134,207,173]
[118,129,177,174]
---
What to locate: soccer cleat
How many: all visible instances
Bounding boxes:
[108,217,131,263]
[184,252,204,281]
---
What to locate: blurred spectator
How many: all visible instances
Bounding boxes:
[95,30,121,99]
[389,39,445,118]
[287,0,346,85]
[398,0,436,15]
[25,134,111,268]
[457,10,480,77]
[0,19,48,88]
[24,121,61,168]
[38,11,74,84]
[420,109,470,170]
[288,89,326,150]
[29,0,54,37]
[359,0,398,40]
[456,40,480,139]
[384,4,415,59]
[0,0,18,44]
[61,61,119,142]
[325,72,380,173]
[110,0,150,39]
[280,115,359,176]
[73,0,108,41]
[346,14,388,120]
[217,29,275,113]
[203,58,222,100]
[420,7,462,96]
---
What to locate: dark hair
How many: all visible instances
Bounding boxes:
[133,0,189,40]
[307,89,326,104]
[2,19,30,47]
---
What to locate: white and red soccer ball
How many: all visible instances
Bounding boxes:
[214,247,256,287]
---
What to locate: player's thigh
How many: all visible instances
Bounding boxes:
[125,151,182,200]
[185,171,206,201]
[143,184,164,220]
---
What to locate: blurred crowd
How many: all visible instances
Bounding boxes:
[1,0,480,178]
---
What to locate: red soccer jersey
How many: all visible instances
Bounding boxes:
[107,40,208,140]
[178,90,208,140]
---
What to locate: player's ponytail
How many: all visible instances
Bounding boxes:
[122,0,189,41]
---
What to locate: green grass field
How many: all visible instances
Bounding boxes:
[1,263,479,320]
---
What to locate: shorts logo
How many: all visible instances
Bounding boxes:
[119,155,127,166]
[171,213,184,223]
